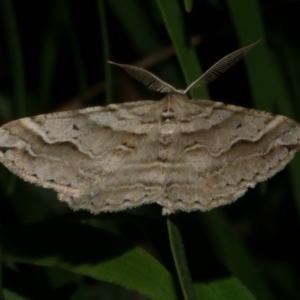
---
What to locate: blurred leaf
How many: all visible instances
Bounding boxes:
[1,221,179,300]
[167,216,196,300]
[97,0,112,105]
[0,0,26,117]
[0,94,12,120]
[200,210,273,300]
[107,0,183,91]
[226,0,273,111]
[58,1,87,97]
[183,0,193,12]
[227,0,300,219]
[3,289,30,300]
[156,0,209,99]
[265,262,300,300]
[266,48,300,217]
[205,0,221,8]
[39,0,61,111]
[107,0,160,54]
[276,38,300,106]
[194,277,256,300]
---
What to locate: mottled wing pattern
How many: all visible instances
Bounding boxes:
[163,98,300,214]
[1,94,300,215]
[0,100,169,212]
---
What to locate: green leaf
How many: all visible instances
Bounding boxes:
[0,0,26,117]
[3,289,31,300]
[194,277,256,300]
[226,0,272,111]
[107,0,183,91]
[156,0,209,99]
[201,211,273,300]
[58,1,87,97]
[183,0,193,12]
[167,215,196,300]
[0,94,12,120]
[1,221,179,300]
[267,50,300,218]
[227,0,300,219]
[107,0,161,55]
[97,0,112,105]
[39,1,61,111]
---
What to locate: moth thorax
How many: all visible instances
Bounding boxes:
[161,108,176,123]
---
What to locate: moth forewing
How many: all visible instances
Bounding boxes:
[0,40,299,215]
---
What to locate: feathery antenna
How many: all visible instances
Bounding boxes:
[108,61,181,94]
[184,40,261,94]
[109,40,260,95]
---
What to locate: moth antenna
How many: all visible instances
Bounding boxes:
[108,61,181,94]
[184,40,261,94]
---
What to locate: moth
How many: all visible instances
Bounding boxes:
[0,41,299,215]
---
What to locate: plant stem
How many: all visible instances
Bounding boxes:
[167,215,197,300]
